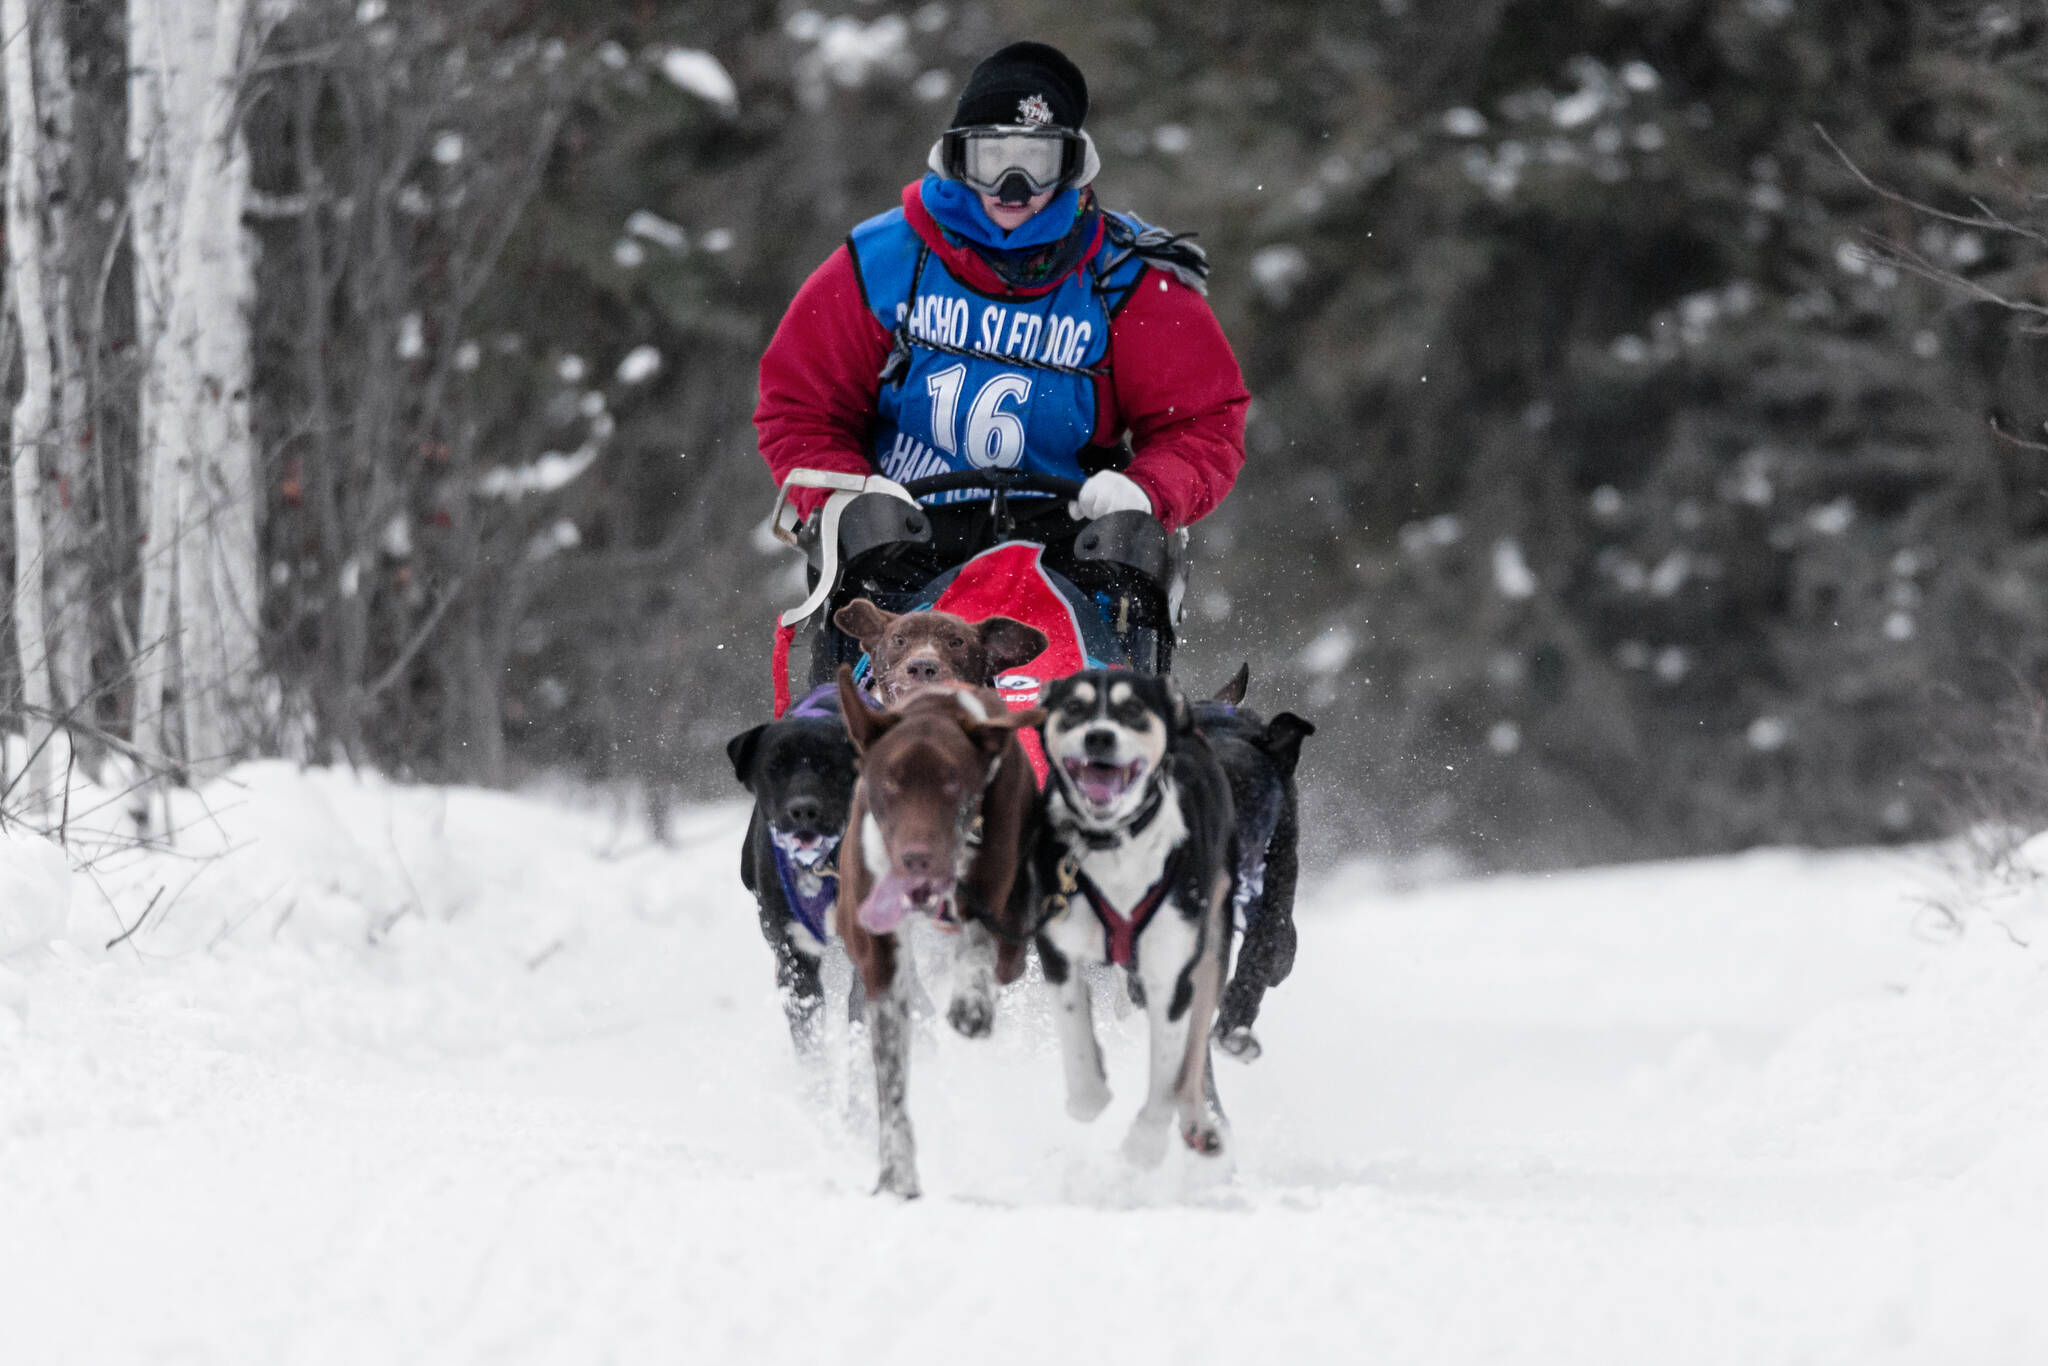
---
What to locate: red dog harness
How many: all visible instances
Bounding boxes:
[1068,847,1183,969]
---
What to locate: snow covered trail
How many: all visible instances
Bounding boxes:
[2,765,2046,1364]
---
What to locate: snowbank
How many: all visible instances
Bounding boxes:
[0,826,70,957]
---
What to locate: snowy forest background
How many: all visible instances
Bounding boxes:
[6,0,2048,873]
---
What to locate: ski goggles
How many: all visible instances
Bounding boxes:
[935,126,1089,200]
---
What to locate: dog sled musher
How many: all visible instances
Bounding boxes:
[754,45,1246,723]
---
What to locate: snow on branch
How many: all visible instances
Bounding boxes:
[477,447,599,500]
[659,48,737,110]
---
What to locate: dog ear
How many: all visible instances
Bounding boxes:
[835,664,893,754]
[1260,712,1317,776]
[725,724,768,788]
[832,598,895,651]
[976,615,1049,676]
[965,707,1044,759]
[1213,663,1250,706]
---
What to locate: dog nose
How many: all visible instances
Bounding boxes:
[898,846,934,876]
[904,657,941,683]
[784,796,821,830]
[1083,728,1118,760]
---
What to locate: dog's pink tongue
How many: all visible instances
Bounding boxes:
[1077,763,1127,807]
[858,876,920,934]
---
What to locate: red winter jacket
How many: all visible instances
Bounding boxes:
[754,182,1248,532]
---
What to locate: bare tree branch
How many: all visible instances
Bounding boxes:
[365,576,469,700]
[1818,123,2048,247]
[1989,415,2048,454]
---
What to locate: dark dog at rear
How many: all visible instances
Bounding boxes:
[1196,665,1315,1061]
[832,598,1045,706]
[834,666,1043,1198]
[728,687,858,1053]
[1033,670,1235,1166]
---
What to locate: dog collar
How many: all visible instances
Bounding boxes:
[1124,779,1167,839]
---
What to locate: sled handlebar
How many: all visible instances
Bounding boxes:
[899,470,1087,501]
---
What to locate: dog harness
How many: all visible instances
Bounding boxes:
[769,827,840,944]
[785,682,840,719]
[1049,844,1183,970]
[764,684,847,942]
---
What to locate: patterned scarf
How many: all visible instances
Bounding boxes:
[920,173,1102,290]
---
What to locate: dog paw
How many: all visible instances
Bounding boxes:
[946,990,995,1039]
[874,1165,922,1200]
[1121,1117,1171,1168]
[1065,1080,1112,1122]
[1214,1023,1263,1063]
[1181,1117,1227,1157]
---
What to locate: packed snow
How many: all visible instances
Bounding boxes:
[2,763,2046,1363]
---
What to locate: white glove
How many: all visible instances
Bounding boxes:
[1069,470,1153,521]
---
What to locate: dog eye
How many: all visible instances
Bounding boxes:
[949,636,966,649]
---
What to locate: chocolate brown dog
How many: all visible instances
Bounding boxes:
[831,599,1046,706]
[834,665,1043,1199]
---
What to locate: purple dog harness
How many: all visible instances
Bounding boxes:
[768,682,846,942]
[785,682,840,719]
[769,827,840,942]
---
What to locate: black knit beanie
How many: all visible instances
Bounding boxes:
[950,41,1088,131]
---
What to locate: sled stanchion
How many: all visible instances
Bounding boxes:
[771,621,797,719]
[767,469,922,720]
[770,471,921,627]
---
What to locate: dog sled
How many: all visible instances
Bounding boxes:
[767,468,1185,720]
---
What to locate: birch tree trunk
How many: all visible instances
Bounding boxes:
[129,0,197,771]
[129,0,262,775]
[168,0,260,771]
[33,5,95,724]
[5,0,60,816]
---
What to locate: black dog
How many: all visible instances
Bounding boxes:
[727,686,858,1052]
[1034,669,1236,1164]
[1197,665,1315,1062]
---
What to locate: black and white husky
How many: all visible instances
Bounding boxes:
[1032,670,1235,1164]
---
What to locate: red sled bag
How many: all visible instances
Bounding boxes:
[771,540,1118,781]
[924,543,1102,783]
